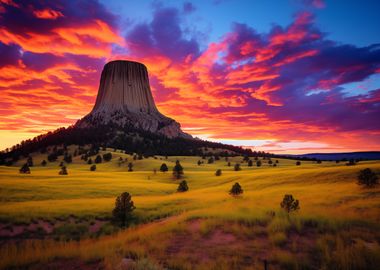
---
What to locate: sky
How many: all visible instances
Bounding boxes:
[0,0,379,154]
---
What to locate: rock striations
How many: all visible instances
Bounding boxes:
[76,60,191,139]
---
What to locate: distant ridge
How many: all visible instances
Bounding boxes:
[288,151,380,161]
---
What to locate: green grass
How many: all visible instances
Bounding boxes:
[0,146,379,269]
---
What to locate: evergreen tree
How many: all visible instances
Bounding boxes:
[227,161,231,167]
[173,160,184,179]
[90,164,96,171]
[59,166,68,175]
[160,163,169,172]
[197,160,202,166]
[95,155,102,164]
[177,180,189,192]
[19,163,31,174]
[41,160,47,166]
[296,161,301,166]
[87,158,93,164]
[112,192,135,227]
[247,160,253,167]
[280,194,300,213]
[229,182,243,196]
[215,169,222,176]
[234,163,241,171]
[208,157,214,164]
[256,160,262,167]
[128,162,133,172]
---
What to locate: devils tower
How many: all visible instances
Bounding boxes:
[76,60,191,138]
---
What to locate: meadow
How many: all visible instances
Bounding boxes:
[0,147,379,269]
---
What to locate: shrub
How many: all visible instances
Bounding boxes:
[256,160,262,167]
[103,152,112,162]
[160,163,168,172]
[215,169,222,176]
[19,163,31,174]
[112,192,135,227]
[247,160,253,167]
[229,182,243,196]
[41,160,47,166]
[280,194,300,213]
[90,165,96,171]
[128,162,133,172]
[227,162,231,167]
[59,166,68,175]
[357,168,378,187]
[173,160,184,179]
[197,160,202,166]
[208,157,214,164]
[296,161,301,166]
[177,180,189,192]
[268,160,273,165]
[234,163,241,171]
[95,155,102,163]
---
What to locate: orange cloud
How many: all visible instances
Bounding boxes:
[33,8,64,19]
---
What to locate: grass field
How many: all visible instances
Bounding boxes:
[0,147,379,269]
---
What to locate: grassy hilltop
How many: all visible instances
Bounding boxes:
[0,146,379,269]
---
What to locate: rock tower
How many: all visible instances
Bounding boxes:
[76,60,191,138]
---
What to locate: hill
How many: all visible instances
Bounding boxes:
[291,151,380,161]
[0,147,379,269]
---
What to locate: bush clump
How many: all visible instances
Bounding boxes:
[280,194,300,213]
[59,166,68,175]
[229,182,243,196]
[19,163,31,174]
[173,160,184,179]
[177,180,189,192]
[160,163,168,172]
[357,168,378,187]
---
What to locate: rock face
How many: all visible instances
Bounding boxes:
[76,60,191,139]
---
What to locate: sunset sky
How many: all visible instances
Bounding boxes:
[0,0,380,154]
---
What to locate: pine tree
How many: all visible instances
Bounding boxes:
[112,192,135,227]
[160,163,168,172]
[234,163,241,171]
[229,182,243,196]
[280,194,300,213]
[59,166,68,175]
[19,163,31,174]
[173,160,184,179]
[128,162,133,172]
[95,155,102,163]
[177,180,189,192]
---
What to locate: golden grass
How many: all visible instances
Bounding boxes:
[0,148,379,269]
